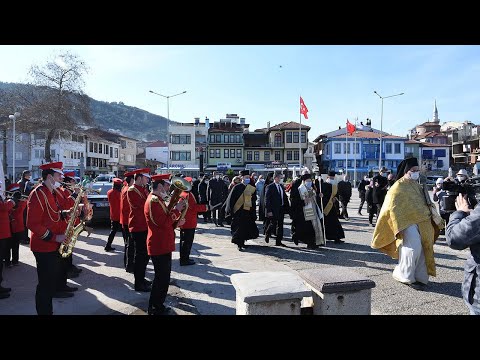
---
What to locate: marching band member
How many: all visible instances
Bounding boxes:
[127,168,151,292]
[179,177,207,266]
[0,184,14,299]
[144,174,185,315]
[5,184,27,267]
[120,171,135,272]
[27,162,75,315]
[105,178,123,252]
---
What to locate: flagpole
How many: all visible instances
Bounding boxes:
[345,120,348,177]
[299,99,302,175]
[354,117,357,188]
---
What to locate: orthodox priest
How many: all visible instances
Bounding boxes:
[320,171,345,243]
[371,157,441,290]
[224,170,259,251]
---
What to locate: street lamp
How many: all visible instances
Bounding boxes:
[373,91,404,170]
[8,112,20,181]
[149,90,187,172]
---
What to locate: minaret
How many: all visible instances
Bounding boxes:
[433,100,439,123]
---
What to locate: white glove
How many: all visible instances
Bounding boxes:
[55,234,66,243]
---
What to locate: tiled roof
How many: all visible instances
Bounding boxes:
[147,140,168,147]
[268,121,311,131]
[406,140,422,144]
[331,130,405,139]
[420,142,450,147]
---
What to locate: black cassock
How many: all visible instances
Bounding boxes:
[289,178,303,243]
[225,183,259,246]
[320,181,345,241]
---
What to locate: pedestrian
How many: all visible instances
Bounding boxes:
[264,173,290,247]
[207,171,228,227]
[371,157,441,290]
[357,175,369,216]
[446,193,480,315]
[320,171,345,244]
[372,167,389,217]
[337,175,352,220]
[365,181,377,227]
[198,174,211,223]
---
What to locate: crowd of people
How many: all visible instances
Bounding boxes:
[1,157,479,315]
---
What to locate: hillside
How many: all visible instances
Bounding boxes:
[0,82,169,141]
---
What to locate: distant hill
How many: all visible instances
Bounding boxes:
[0,82,169,141]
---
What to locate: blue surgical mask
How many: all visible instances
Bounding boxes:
[305,181,312,188]
[244,178,250,184]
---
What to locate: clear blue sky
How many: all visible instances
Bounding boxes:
[1,45,479,140]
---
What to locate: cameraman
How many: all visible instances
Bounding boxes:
[453,169,477,208]
[433,178,449,229]
[446,194,480,315]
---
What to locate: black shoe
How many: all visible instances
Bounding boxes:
[180,259,195,266]
[144,279,152,286]
[237,245,244,251]
[275,242,287,247]
[12,261,19,266]
[53,291,74,298]
[407,282,426,291]
[0,292,10,299]
[104,246,116,252]
[218,223,224,227]
[307,244,318,249]
[5,262,12,268]
[126,267,135,274]
[58,285,78,292]
[148,305,173,315]
[135,283,152,292]
[0,286,12,293]
[334,239,345,244]
[67,270,79,279]
[70,266,82,274]
[265,233,270,243]
[370,223,375,227]
[358,211,363,216]
[293,237,299,246]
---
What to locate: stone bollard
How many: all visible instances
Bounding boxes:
[230,271,311,315]
[299,267,376,315]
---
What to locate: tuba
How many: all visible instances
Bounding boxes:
[166,176,192,228]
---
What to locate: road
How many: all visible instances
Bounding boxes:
[0,191,470,315]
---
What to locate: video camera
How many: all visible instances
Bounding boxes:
[441,179,472,212]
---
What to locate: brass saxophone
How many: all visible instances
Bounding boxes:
[58,186,99,258]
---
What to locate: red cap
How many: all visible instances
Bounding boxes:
[124,171,135,177]
[184,177,193,182]
[136,168,151,178]
[151,174,171,182]
[39,161,64,175]
[63,171,75,178]
[113,178,123,185]
[7,184,20,192]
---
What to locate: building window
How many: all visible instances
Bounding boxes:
[126,154,133,162]
[264,151,270,161]
[254,151,260,161]
[34,132,45,140]
[224,135,229,143]
[230,135,235,143]
[114,148,118,158]
[301,132,306,143]
[325,144,330,155]
[334,143,341,154]
[105,144,108,153]
[274,133,282,146]
[230,149,235,158]
[337,160,344,167]
[34,149,45,159]
[394,143,401,154]
[286,150,292,161]
[385,143,392,154]
[171,135,191,144]
[73,152,77,159]
[347,160,352,167]
[89,142,93,152]
[294,150,299,161]
[210,149,215,159]
[120,153,125,161]
[293,132,299,143]
[236,135,241,143]
[50,149,56,158]
[94,143,98,153]
[236,149,242,158]
[437,159,444,168]
[355,143,360,154]
[15,152,22,160]
[224,149,229,158]
[343,143,350,154]
[215,149,220,158]
[170,151,192,161]
[435,149,446,157]
[215,134,221,143]
[110,147,113,158]
[209,134,215,143]
[99,143,103,154]
[275,151,281,161]
[286,131,292,143]
[247,151,252,161]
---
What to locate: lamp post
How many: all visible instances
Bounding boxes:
[149,90,187,172]
[373,91,404,170]
[8,112,20,181]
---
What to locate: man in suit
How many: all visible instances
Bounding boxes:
[207,171,228,227]
[372,166,389,217]
[264,173,290,247]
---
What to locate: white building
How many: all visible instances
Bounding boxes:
[419,143,450,171]
[145,140,168,164]
[30,131,87,178]
[85,134,120,175]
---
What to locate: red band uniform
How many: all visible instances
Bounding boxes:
[120,171,135,271]
[105,178,123,251]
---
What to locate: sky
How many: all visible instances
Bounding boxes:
[0,45,479,140]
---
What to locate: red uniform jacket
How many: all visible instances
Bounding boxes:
[179,192,207,230]
[0,198,14,240]
[120,185,130,226]
[107,188,121,222]
[27,185,67,252]
[144,193,180,256]
[127,184,149,233]
[10,199,27,234]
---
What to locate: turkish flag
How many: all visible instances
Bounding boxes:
[300,96,308,120]
[347,119,356,135]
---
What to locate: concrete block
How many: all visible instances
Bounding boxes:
[231,271,311,315]
[299,267,376,315]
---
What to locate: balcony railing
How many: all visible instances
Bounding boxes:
[363,152,385,159]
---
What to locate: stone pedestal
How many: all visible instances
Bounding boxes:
[299,267,376,315]
[230,271,311,315]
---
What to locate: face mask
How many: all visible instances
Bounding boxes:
[305,181,312,188]
[215,175,220,179]
[279,178,284,183]
[382,173,387,178]
[244,178,250,184]
[205,180,209,184]
[410,172,420,181]
[457,176,466,182]
[436,184,442,189]
[254,176,258,180]
[54,181,62,188]
[259,179,265,183]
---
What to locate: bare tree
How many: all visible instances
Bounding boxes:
[14,51,93,163]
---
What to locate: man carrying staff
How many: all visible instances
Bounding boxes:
[224,170,259,251]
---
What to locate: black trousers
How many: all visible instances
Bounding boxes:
[358,194,365,212]
[106,220,122,249]
[375,201,384,218]
[6,231,23,264]
[211,205,224,224]
[0,239,9,285]
[56,255,69,290]
[33,251,61,315]
[266,210,284,243]
[123,225,134,270]
[339,201,349,219]
[202,209,211,221]
[22,208,29,244]
[132,231,149,287]
[368,204,378,224]
[149,253,172,312]
[179,228,195,262]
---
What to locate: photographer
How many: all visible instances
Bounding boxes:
[433,178,449,230]
[446,194,480,315]
[442,170,478,213]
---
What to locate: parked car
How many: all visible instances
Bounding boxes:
[86,181,112,224]
[94,174,115,183]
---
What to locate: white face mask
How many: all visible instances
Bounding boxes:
[409,172,420,181]
[215,175,220,179]
[327,178,336,185]
[457,176,466,182]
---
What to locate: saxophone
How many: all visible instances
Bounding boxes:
[58,186,99,258]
